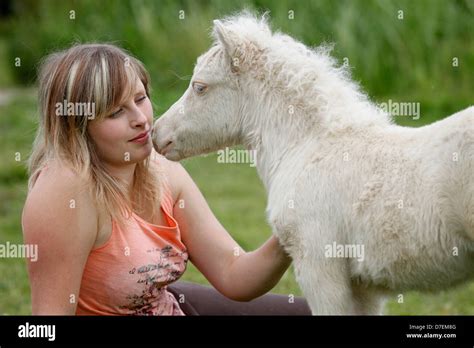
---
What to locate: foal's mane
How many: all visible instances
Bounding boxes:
[212,12,391,126]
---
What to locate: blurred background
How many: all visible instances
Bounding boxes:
[0,0,473,314]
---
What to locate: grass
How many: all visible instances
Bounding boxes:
[1,0,473,101]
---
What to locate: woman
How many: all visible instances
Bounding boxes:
[21,43,307,315]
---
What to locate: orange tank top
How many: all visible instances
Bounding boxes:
[76,174,189,316]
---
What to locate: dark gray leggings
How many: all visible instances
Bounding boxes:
[167,281,311,315]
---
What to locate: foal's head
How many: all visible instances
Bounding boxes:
[153,14,271,161]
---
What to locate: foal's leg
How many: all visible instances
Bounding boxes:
[351,285,385,315]
[272,208,357,314]
[293,254,357,315]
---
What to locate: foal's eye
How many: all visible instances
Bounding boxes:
[192,82,208,95]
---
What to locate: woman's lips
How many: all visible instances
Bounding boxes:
[129,132,149,143]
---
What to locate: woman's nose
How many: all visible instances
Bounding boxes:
[130,108,148,127]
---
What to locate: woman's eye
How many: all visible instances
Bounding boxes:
[108,95,147,118]
[109,108,123,118]
[136,95,147,103]
[192,82,208,95]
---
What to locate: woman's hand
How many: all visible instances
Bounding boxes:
[224,234,292,301]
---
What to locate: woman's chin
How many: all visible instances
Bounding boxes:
[139,143,153,158]
[126,142,153,162]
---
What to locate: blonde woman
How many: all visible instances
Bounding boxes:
[21,43,309,315]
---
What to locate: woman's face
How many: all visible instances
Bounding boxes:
[87,79,153,166]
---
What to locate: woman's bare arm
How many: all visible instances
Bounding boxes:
[22,166,97,314]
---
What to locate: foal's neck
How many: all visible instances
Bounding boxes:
[240,96,316,192]
[239,73,390,192]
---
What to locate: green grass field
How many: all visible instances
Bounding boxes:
[0,0,473,315]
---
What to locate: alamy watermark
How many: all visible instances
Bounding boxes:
[325,241,365,262]
[18,322,55,341]
[378,99,420,120]
[55,100,96,120]
[0,242,38,262]
[217,147,257,167]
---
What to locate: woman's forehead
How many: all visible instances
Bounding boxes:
[118,77,146,103]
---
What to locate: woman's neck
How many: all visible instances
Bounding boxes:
[103,161,137,196]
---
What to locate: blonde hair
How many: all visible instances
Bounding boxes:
[28,43,162,227]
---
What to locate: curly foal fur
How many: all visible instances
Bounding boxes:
[153,13,474,314]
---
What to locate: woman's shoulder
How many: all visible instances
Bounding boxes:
[152,152,183,205]
[22,160,99,306]
[23,160,98,244]
[28,160,91,200]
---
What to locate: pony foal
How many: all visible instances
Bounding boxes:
[153,14,474,314]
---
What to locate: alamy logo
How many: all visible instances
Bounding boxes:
[55,100,96,120]
[18,322,56,341]
[378,99,420,120]
[217,147,257,167]
[324,242,365,262]
[0,242,38,262]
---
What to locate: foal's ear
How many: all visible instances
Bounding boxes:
[213,20,234,55]
[213,20,240,73]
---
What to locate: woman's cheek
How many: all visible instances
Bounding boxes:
[91,123,125,161]
[103,119,128,143]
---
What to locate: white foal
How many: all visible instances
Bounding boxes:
[153,13,474,314]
